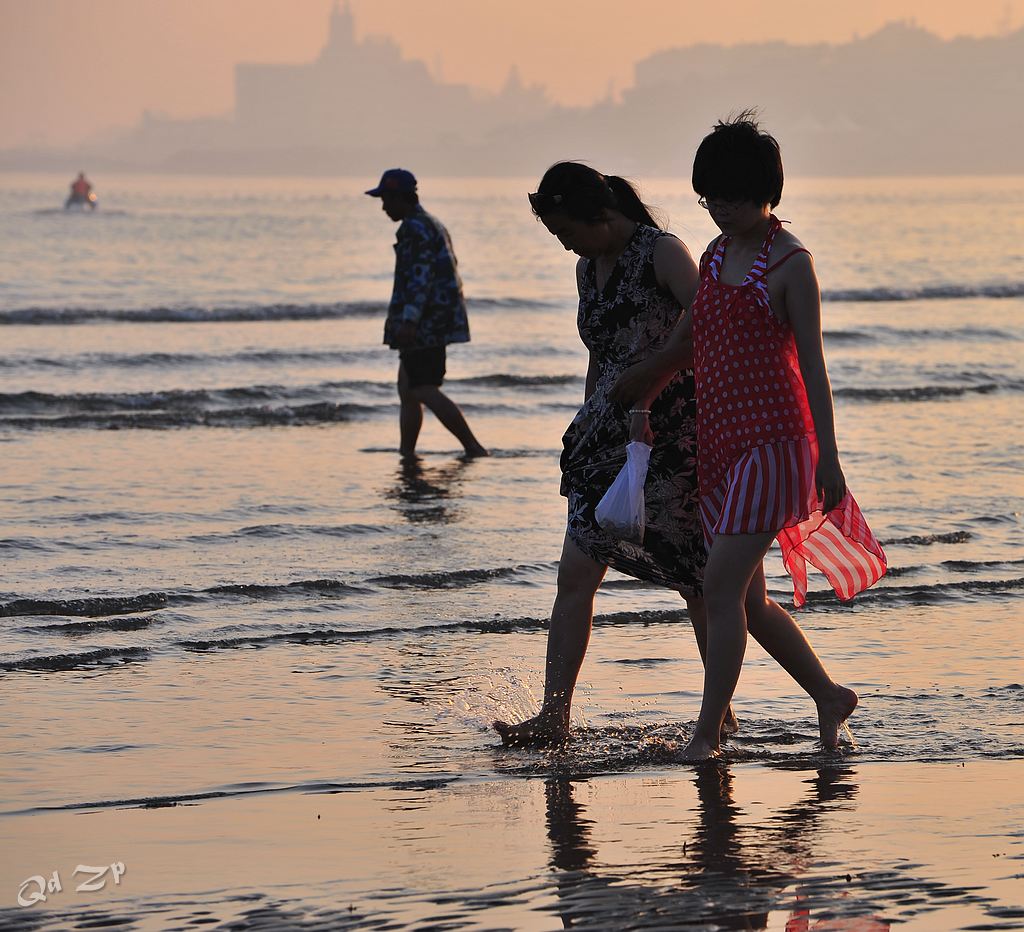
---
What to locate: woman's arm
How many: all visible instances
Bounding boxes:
[619,236,699,441]
[584,351,599,401]
[610,236,699,410]
[784,253,847,512]
[617,311,693,407]
[573,257,599,402]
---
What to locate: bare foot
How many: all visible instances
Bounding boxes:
[672,733,721,762]
[816,685,859,750]
[721,706,740,738]
[493,712,569,748]
[463,444,489,458]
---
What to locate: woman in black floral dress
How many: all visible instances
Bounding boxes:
[494,162,715,746]
[496,162,865,750]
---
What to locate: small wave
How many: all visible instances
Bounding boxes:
[985,683,1023,699]
[0,593,167,618]
[898,326,1018,341]
[233,523,389,540]
[0,401,375,431]
[834,384,1005,402]
[877,564,924,577]
[5,776,457,816]
[0,383,399,417]
[470,297,557,310]
[358,446,559,458]
[0,646,149,673]
[0,378,578,418]
[942,556,1024,572]
[0,348,376,371]
[880,531,971,546]
[822,329,875,343]
[825,326,1018,344]
[176,608,688,654]
[823,282,1024,302]
[178,626,411,651]
[803,575,1024,607]
[30,616,159,635]
[0,297,549,327]
[0,385,282,414]
[454,374,581,388]
[368,563,550,590]
[0,302,385,326]
[0,537,55,553]
[202,579,369,598]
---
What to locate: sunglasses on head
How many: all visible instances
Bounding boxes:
[528,191,564,214]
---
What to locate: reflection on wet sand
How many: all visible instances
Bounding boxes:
[543,766,893,930]
[384,456,471,524]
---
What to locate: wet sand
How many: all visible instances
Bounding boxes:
[3,760,1022,930]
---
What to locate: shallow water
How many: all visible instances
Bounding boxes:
[1,173,1022,927]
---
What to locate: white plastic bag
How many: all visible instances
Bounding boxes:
[594,441,652,544]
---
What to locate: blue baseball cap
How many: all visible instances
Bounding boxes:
[365,168,417,197]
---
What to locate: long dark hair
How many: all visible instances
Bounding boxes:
[530,162,663,229]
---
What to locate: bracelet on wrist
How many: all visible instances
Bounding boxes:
[628,408,652,416]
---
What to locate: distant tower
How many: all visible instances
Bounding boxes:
[324,0,355,56]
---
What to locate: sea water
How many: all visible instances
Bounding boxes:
[0,173,1022,927]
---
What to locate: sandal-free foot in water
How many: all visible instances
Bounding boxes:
[643,733,722,763]
[495,703,739,750]
[816,684,859,750]
[493,712,570,748]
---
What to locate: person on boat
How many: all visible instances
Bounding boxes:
[65,172,96,209]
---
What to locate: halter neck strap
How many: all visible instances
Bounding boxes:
[744,214,784,286]
[704,215,783,286]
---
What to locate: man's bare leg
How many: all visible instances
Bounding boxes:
[397,363,424,458]
[412,384,488,457]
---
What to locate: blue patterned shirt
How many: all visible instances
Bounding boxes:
[384,206,470,349]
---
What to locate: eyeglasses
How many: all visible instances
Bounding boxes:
[697,196,747,211]
[528,191,564,214]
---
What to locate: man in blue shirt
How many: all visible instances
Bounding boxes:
[367,168,487,458]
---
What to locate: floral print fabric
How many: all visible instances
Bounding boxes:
[560,224,706,594]
[385,206,470,349]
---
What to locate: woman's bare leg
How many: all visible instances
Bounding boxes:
[743,567,857,749]
[676,531,775,761]
[494,534,606,746]
[685,594,739,736]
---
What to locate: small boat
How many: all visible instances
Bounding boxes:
[65,192,98,211]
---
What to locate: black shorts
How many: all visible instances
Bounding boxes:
[399,346,446,389]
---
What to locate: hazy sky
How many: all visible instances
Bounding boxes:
[2,0,1021,147]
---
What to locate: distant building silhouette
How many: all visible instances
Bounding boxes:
[2,7,1019,176]
[232,2,550,149]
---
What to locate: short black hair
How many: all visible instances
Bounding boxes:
[692,110,784,208]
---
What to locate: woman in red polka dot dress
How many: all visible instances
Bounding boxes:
[614,114,886,760]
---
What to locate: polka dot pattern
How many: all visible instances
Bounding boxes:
[691,215,888,605]
[692,217,816,500]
